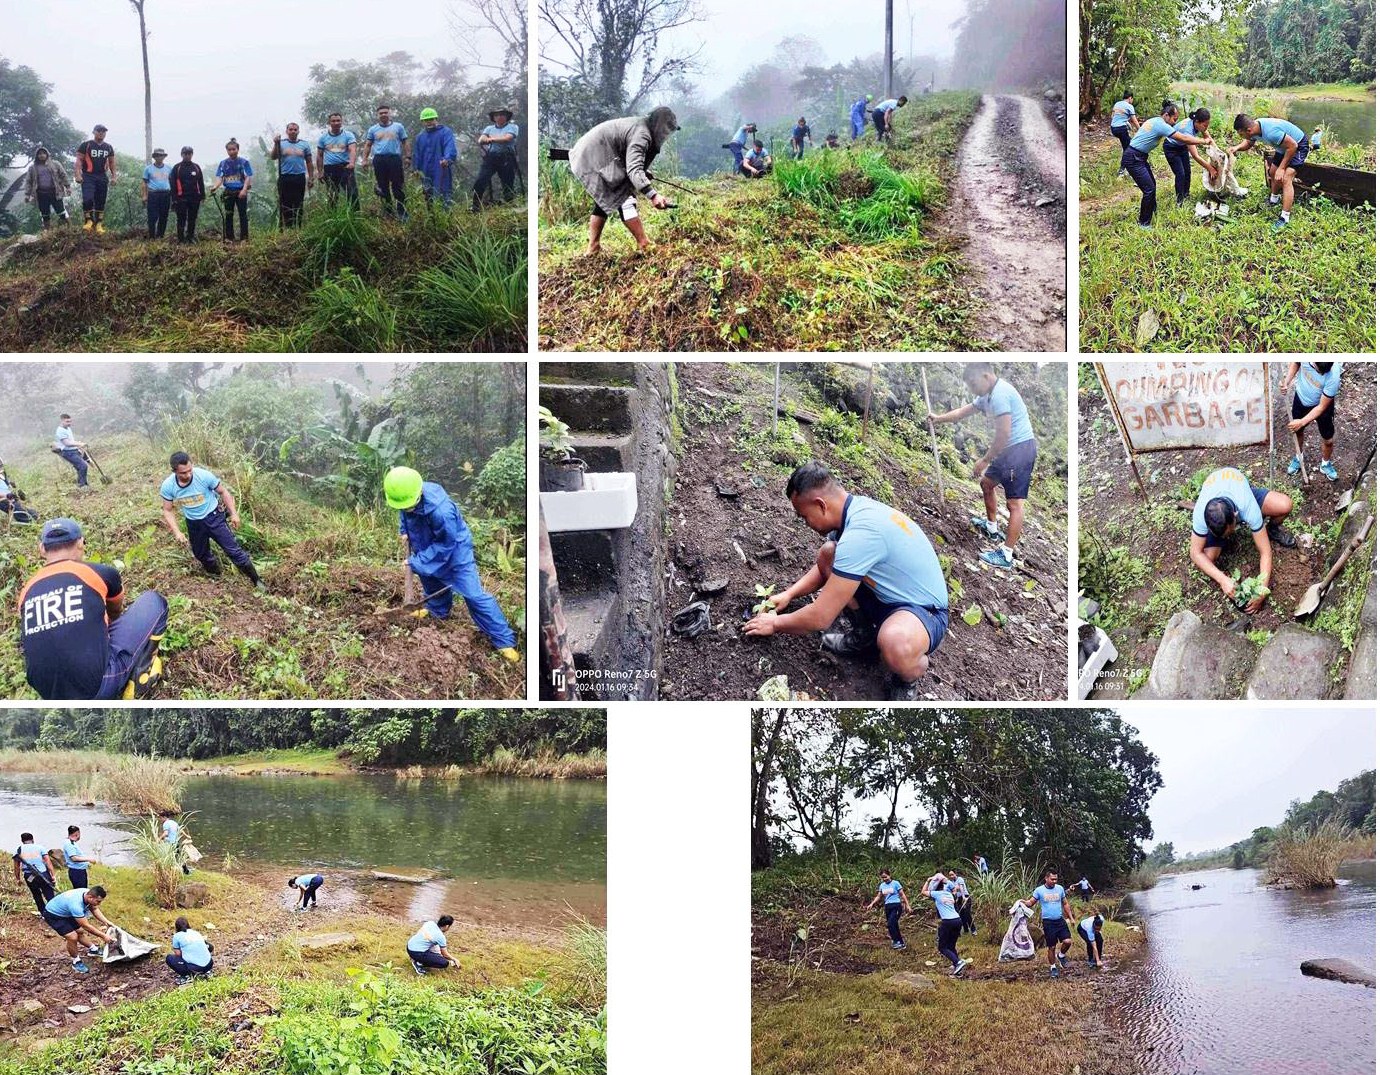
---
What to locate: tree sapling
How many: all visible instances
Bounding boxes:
[753,584,778,615]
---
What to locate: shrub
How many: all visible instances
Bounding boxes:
[411,226,526,349]
[474,438,526,516]
[1265,817,1355,888]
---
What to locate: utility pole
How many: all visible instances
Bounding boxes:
[884,0,894,99]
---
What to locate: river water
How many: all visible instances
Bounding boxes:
[1173,91,1375,147]
[0,771,606,929]
[1121,864,1375,1074]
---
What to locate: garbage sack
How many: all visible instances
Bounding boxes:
[183,841,204,864]
[1202,147,1248,197]
[102,926,161,964]
[998,900,1036,962]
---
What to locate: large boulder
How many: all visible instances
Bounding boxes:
[882,972,936,996]
[10,998,46,1027]
[175,882,211,908]
[1138,610,1257,699]
[1246,625,1343,699]
[1301,958,1376,987]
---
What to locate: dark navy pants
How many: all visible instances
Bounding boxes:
[147,191,171,237]
[24,870,55,913]
[884,903,904,944]
[1112,125,1131,151]
[166,954,212,977]
[409,947,449,969]
[60,447,89,486]
[81,175,109,215]
[187,510,254,574]
[1122,147,1157,225]
[729,141,745,173]
[1164,147,1192,203]
[301,875,323,906]
[97,590,169,700]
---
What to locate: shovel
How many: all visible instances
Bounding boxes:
[81,448,113,485]
[1337,444,1376,514]
[1294,513,1374,618]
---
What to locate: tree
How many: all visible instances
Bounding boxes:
[0,59,83,235]
[752,710,788,870]
[953,0,1065,91]
[123,364,191,440]
[127,1,154,162]
[449,0,529,75]
[1146,841,1176,867]
[538,0,705,117]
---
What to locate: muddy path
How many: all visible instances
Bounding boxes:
[951,94,1066,352]
[1078,363,1378,699]
[659,363,1068,702]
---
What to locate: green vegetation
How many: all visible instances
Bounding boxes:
[0,709,606,770]
[1265,816,1367,888]
[0,364,524,700]
[538,94,990,351]
[1078,533,1152,632]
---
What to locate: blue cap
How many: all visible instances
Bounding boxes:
[41,518,83,548]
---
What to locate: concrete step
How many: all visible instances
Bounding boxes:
[540,384,634,434]
[564,588,621,672]
[570,431,634,473]
[541,362,638,386]
[551,530,616,592]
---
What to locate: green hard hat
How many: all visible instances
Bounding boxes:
[420,107,439,121]
[384,466,424,510]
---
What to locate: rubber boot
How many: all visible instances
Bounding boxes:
[498,647,519,663]
[94,211,105,235]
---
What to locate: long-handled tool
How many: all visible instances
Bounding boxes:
[81,448,113,485]
[1337,444,1376,514]
[920,367,945,503]
[1294,513,1374,618]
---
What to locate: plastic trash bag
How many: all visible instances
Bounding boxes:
[1203,147,1248,197]
[183,841,204,864]
[102,926,161,964]
[998,900,1036,962]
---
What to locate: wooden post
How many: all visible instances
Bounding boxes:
[920,366,944,502]
[1095,362,1151,506]
[772,362,780,435]
[1266,360,1275,486]
[861,364,875,442]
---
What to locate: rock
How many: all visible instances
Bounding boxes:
[0,234,40,269]
[370,871,432,884]
[1300,958,1376,987]
[695,577,728,596]
[175,882,211,908]
[1245,624,1342,699]
[1035,196,1055,207]
[1344,622,1376,699]
[67,1005,92,1014]
[1143,610,1258,699]
[296,932,359,952]
[883,972,936,995]
[12,998,46,1027]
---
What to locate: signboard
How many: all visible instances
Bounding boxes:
[1097,362,1272,453]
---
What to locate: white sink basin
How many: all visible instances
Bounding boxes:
[541,472,638,532]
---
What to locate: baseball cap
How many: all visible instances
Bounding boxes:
[93,124,108,133]
[41,518,83,548]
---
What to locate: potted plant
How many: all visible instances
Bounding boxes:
[539,406,586,492]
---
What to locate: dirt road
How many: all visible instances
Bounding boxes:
[952,94,1066,352]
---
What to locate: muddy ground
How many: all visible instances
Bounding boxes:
[1078,363,1378,697]
[948,94,1066,352]
[659,363,1068,702]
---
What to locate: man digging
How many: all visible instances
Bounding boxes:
[1189,466,1294,615]
[742,462,949,701]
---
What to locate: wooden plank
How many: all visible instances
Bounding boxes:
[1294,161,1376,208]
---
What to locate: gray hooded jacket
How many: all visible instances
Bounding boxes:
[24,155,72,199]
[569,108,678,215]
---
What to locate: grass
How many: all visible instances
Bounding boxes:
[127,814,187,909]
[0,198,527,352]
[183,747,355,775]
[0,749,185,813]
[395,748,608,781]
[1265,817,1364,888]
[1078,129,1375,353]
[1170,79,1377,103]
[538,92,987,352]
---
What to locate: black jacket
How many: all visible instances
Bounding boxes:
[170,161,205,201]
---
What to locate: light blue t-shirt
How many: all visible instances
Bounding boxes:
[62,839,84,868]
[1192,467,1264,538]
[0,477,10,497]
[160,467,222,522]
[976,857,988,873]
[931,886,960,921]
[1129,115,1176,153]
[731,125,750,146]
[162,818,181,845]
[1110,99,1136,129]
[45,887,90,918]
[875,99,900,114]
[14,841,48,878]
[1169,117,1202,145]
[367,122,408,156]
[879,879,903,905]
[1294,363,1343,408]
[1253,117,1306,150]
[407,921,447,954]
[143,164,172,191]
[950,875,969,898]
[318,129,358,166]
[54,424,75,448]
[973,378,1035,448]
[276,138,313,176]
[1309,129,1323,149]
[832,494,948,611]
[172,928,212,967]
[295,873,320,889]
[1078,915,1101,940]
[1032,883,1066,920]
[482,122,519,145]
[745,148,768,168]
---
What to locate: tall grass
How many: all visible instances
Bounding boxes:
[411,226,526,348]
[963,859,1042,940]
[539,155,592,227]
[7,750,186,814]
[482,746,607,779]
[1119,863,1160,891]
[299,199,383,277]
[562,916,607,1010]
[128,814,184,909]
[1265,817,1357,888]
[303,268,399,352]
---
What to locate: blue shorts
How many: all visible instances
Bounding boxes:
[1203,487,1268,550]
[1041,917,1071,946]
[854,585,948,654]
[40,908,81,936]
[1272,143,1309,170]
[984,438,1037,499]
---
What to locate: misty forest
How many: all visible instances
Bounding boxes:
[0,0,526,352]
[0,362,526,700]
[538,0,1068,352]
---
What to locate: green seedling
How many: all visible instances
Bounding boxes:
[1230,569,1270,608]
[961,603,982,627]
[753,584,778,615]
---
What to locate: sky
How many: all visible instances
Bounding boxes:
[1124,709,1375,855]
[1,0,490,161]
[541,0,969,99]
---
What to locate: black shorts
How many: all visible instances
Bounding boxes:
[854,585,948,654]
[1293,392,1335,440]
[590,200,636,222]
[1041,917,1071,947]
[983,438,1038,499]
[1271,143,1309,170]
[40,908,80,936]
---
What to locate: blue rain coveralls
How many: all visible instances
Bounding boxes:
[850,98,869,140]
[399,482,516,649]
[412,125,458,207]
